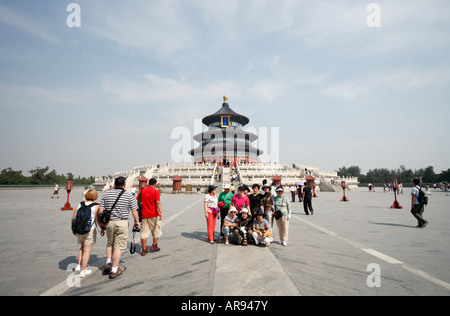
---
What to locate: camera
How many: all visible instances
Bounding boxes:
[132,225,140,233]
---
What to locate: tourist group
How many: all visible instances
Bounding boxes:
[204,180,314,248]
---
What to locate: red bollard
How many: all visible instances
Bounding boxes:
[340,180,349,202]
[61,180,74,211]
[390,179,403,209]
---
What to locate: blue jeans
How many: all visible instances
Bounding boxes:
[222,226,235,239]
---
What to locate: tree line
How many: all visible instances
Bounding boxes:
[0,166,96,186]
[337,165,450,184]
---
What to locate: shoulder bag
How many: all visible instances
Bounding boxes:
[99,189,125,225]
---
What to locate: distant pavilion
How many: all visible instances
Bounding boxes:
[189,96,262,166]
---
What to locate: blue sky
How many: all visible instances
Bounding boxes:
[0,0,449,177]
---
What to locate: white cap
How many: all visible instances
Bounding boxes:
[223,184,230,189]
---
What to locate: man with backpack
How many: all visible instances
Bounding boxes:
[411,178,429,228]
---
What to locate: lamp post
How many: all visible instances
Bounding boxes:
[61,180,73,211]
[340,180,349,202]
[390,179,403,209]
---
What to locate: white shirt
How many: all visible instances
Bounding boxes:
[204,194,218,212]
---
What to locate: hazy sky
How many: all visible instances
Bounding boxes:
[0,0,449,177]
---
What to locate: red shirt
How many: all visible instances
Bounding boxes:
[137,186,160,218]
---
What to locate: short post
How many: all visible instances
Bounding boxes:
[390,179,403,209]
[340,180,349,202]
[61,180,73,211]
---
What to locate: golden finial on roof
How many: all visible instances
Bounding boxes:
[223,95,228,103]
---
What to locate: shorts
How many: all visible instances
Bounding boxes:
[106,220,129,250]
[140,217,162,239]
[77,228,97,245]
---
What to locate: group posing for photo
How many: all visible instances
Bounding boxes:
[204,182,292,247]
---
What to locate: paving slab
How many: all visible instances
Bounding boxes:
[1,187,449,296]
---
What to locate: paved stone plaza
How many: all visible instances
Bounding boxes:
[0,187,449,296]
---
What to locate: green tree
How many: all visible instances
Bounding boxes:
[337,166,361,178]
[0,168,28,185]
[422,166,436,183]
[28,166,50,185]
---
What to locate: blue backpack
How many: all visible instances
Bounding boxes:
[72,202,98,235]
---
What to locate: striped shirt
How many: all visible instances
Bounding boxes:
[100,189,138,221]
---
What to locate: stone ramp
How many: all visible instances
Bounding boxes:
[213,245,301,296]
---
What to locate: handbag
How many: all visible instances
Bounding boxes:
[273,195,285,220]
[274,210,283,220]
[99,189,125,224]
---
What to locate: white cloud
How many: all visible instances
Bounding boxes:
[85,0,196,58]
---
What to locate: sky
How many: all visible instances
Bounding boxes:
[0,0,449,178]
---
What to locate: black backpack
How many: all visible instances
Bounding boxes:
[72,202,99,235]
[416,186,428,206]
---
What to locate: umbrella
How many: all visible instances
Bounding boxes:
[295,181,304,186]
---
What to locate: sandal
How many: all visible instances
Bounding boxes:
[141,248,148,256]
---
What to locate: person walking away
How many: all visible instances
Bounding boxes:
[72,189,99,277]
[302,183,314,215]
[274,187,291,246]
[98,177,140,279]
[289,185,296,202]
[204,185,219,244]
[218,184,233,239]
[136,178,163,256]
[297,184,303,202]
[411,179,428,228]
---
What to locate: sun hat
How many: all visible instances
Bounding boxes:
[229,206,237,213]
[208,185,217,193]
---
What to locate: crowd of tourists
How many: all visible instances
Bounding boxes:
[204,180,314,247]
[68,174,429,281]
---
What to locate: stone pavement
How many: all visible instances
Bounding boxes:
[0,187,449,296]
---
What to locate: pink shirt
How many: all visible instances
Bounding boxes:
[231,194,250,212]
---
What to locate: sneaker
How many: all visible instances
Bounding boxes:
[225,241,229,245]
[209,240,215,244]
[103,263,112,275]
[109,268,123,279]
[74,265,81,273]
[141,248,148,256]
[150,244,160,252]
[79,269,92,278]
[282,241,287,246]
[421,222,429,228]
